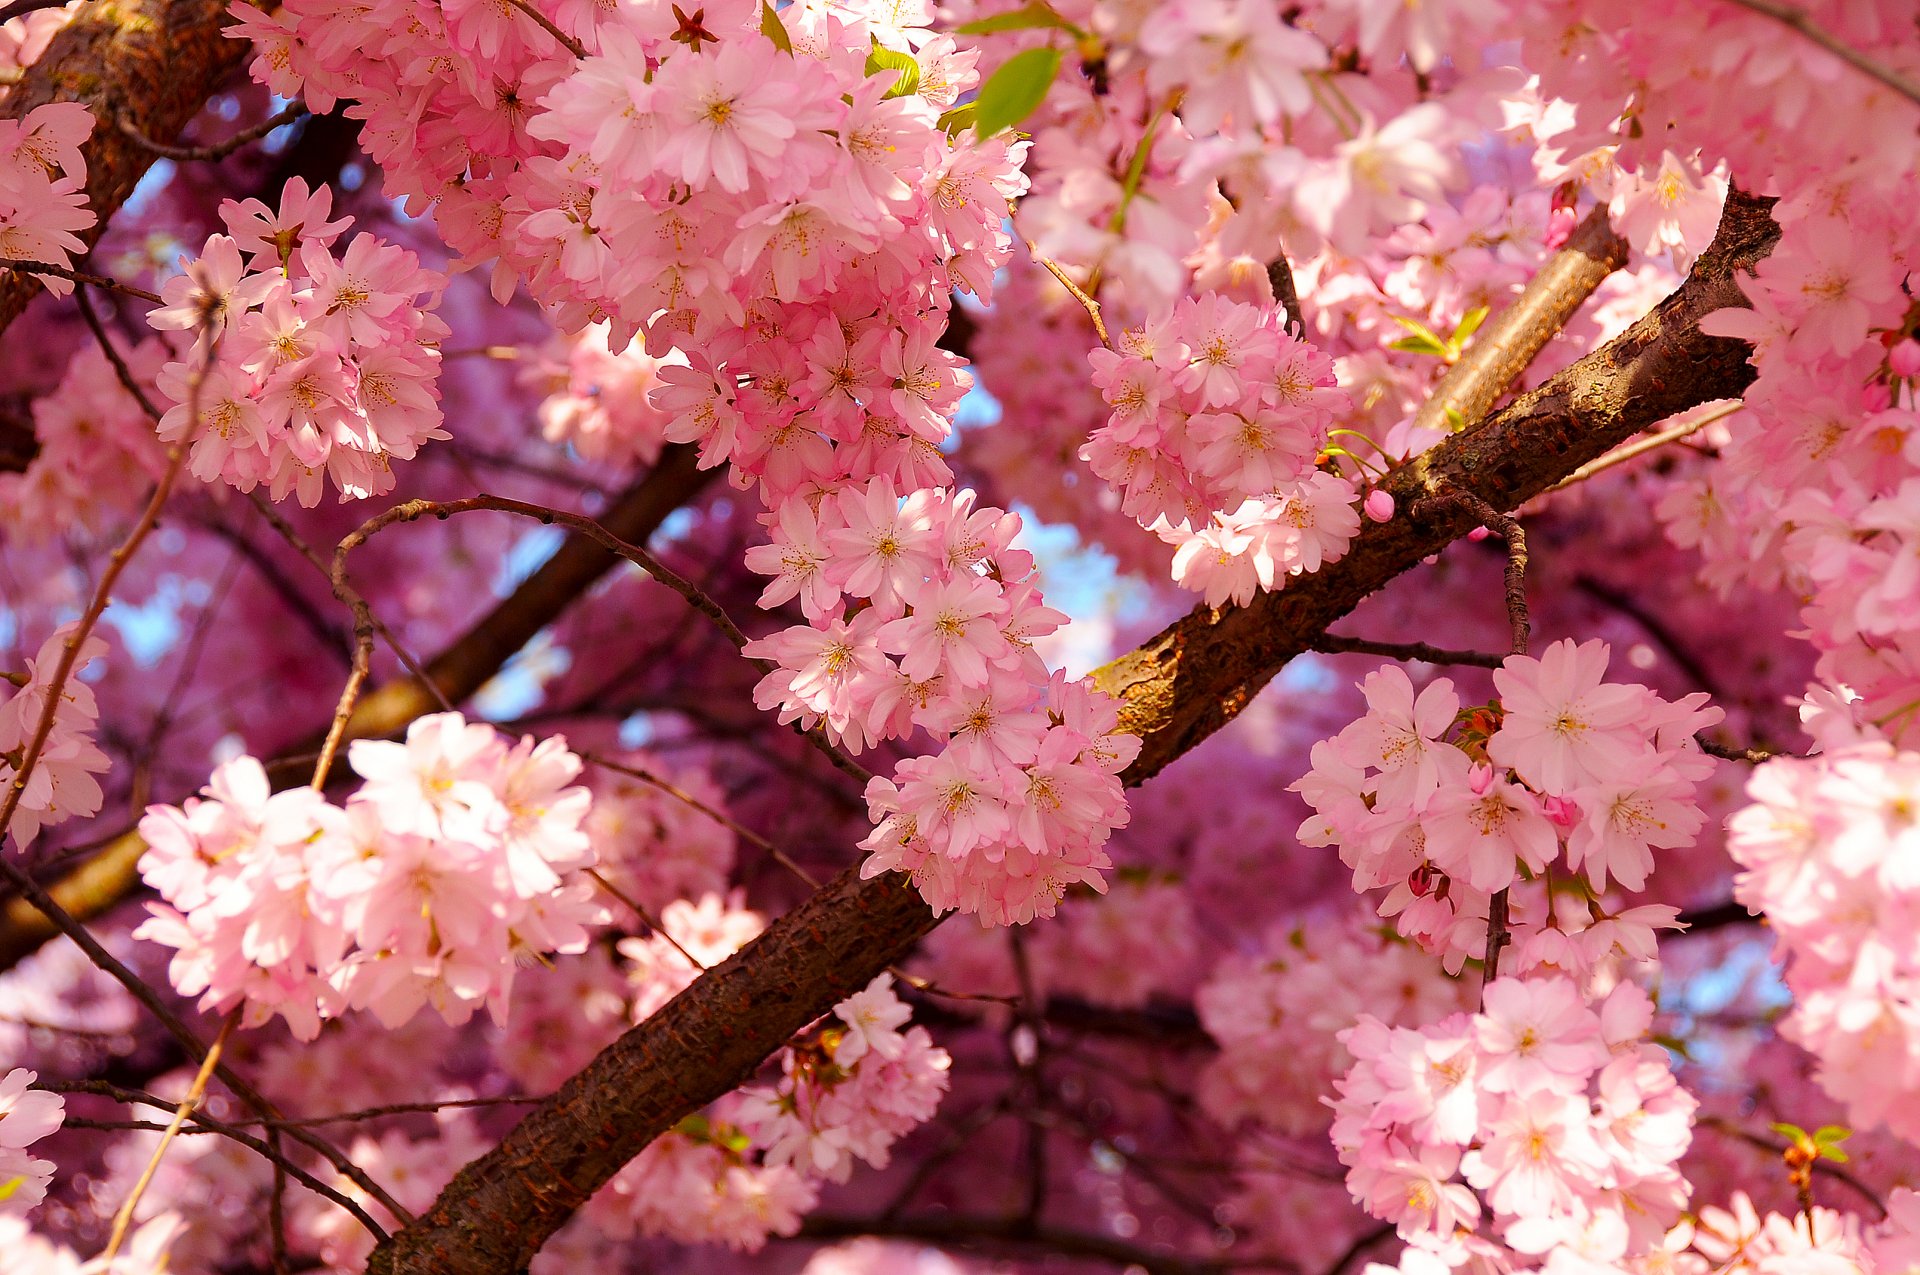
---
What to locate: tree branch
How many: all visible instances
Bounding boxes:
[1410,203,1629,435]
[0,445,711,969]
[0,0,261,331]
[367,191,1781,1275]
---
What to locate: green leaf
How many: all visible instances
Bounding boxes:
[1770,1121,1809,1143]
[1819,1145,1852,1163]
[936,102,977,136]
[1389,334,1449,358]
[1444,405,1467,431]
[1814,1125,1852,1145]
[759,0,792,53]
[973,45,1061,137]
[1450,305,1490,348]
[955,2,1082,37]
[865,42,921,99]
[1390,315,1445,344]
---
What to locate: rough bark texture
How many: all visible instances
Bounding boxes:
[0,0,258,331]
[366,192,1779,1275]
[0,446,710,969]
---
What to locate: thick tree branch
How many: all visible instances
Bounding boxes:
[368,192,1780,1275]
[0,445,710,969]
[0,0,261,331]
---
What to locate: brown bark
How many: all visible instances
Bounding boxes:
[0,0,260,330]
[367,192,1779,1275]
[0,446,710,969]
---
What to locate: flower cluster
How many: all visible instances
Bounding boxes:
[0,103,94,294]
[580,755,738,917]
[1727,741,1920,1144]
[525,321,683,470]
[0,624,111,848]
[1331,977,1694,1268]
[620,892,767,1022]
[0,1068,63,1216]
[0,342,170,544]
[738,974,951,1185]
[1197,911,1469,1136]
[1295,640,1720,971]
[146,178,448,506]
[742,482,1135,925]
[1083,293,1359,606]
[134,712,604,1038]
[588,973,949,1252]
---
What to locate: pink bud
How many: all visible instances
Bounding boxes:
[1364,489,1395,522]
[1543,204,1577,251]
[1466,525,1491,542]
[1543,794,1581,829]
[1891,339,1920,378]
[1467,762,1494,795]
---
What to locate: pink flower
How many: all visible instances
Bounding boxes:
[1475,977,1607,1096]
[655,42,806,194]
[1489,640,1652,793]
[1423,766,1559,892]
[878,574,1011,685]
[1332,667,1462,810]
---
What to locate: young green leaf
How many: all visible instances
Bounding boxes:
[865,43,921,99]
[955,2,1084,37]
[1451,305,1490,348]
[759,0,792,53]
[973,46,1062,137]
[1390,333,1449,358]
[936,103,978,137]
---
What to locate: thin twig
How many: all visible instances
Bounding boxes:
[100,1011,237,1264]
[582,751,822,888]
[1029,245,1112,349]
[332,494,873,788]
[0,0,74,23]
[1698,1115,1889,1218]
[39,1080,390,1233]
[584,867,708,971]
[73,283,166,422]
[1412,488,1530,997]
[116,99,308,163]
[0,260,160,304]
[504,0,587,56]
[1549,401,1741,491]
[1714,0,1920,107]
[1311,634,1506,668]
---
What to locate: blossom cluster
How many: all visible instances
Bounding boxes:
[0,342,170,545]
[0,624,111,848]
[742,481,1136,925]
[146,179,448,506]
[579,754,738,917]
[1727,741,1920,1144]
[1197,911,1468,1136]
[737,974,952,1185]
[1294,640,1720,971]
[0,103,94,295]
[1084,293,1360,607]
[134,712,605,1038]
[525,321,683,470]
[1331,977,1694,1268]
[587,971,949,1252]
[0,1068,63,1216]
